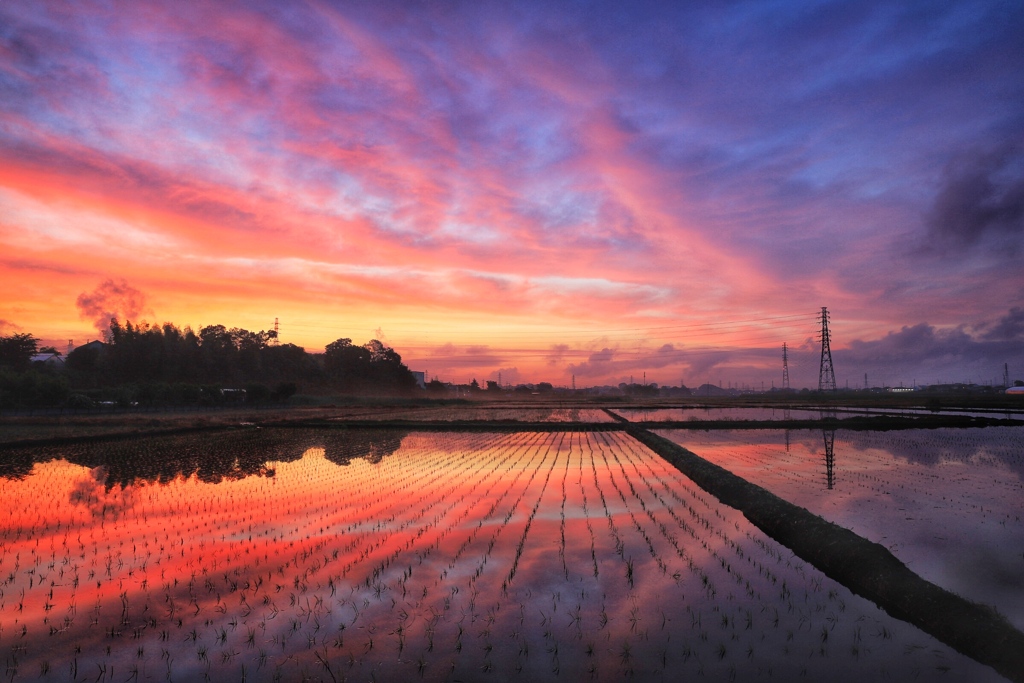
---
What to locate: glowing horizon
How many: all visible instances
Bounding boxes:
[2,1,1022,388]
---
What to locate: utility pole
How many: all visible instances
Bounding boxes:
[818,307,836,392]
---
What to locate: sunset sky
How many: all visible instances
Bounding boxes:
[2,1,1022,389]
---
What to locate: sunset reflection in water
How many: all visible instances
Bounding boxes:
[0,429,1000,682]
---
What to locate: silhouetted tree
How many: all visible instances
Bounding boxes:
[0,333,38,370]
[324,338,371,390]
[324,337,416,394]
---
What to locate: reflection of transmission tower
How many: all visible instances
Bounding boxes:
[782,343,790,390]
[823,429,836,490]
[818,307,836,392]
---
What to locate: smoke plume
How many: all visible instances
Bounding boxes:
[76,279,152,337]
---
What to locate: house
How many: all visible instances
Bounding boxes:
[30,352,65,368]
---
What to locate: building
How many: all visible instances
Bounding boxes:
[30,352,65,368]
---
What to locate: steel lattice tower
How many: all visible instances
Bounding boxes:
[818,307,836,392]
[782,343,790,390]
[823,428,836,490]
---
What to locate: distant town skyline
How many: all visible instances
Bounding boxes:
[2,1,1022,388]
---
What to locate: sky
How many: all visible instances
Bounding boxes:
[1,0,1023,389]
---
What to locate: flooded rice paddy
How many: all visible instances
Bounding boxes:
[0,427,1013,681]
[658,427,1024,632]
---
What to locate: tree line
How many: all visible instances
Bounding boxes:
[0,320,418,409]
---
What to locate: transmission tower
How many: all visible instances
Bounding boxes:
[817,307,836,392]
[1004,363,1010,388]
[272,317,280,346]
[782,343,790,390]
[823,428,836,490]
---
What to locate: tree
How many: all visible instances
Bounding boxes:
[324,338,416,394]
[363,339,401,364]
[262,344,319,384]
[66,343,102,375]
[324,338,371,390]
[0,333,38,371]
[362,340,417,393]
